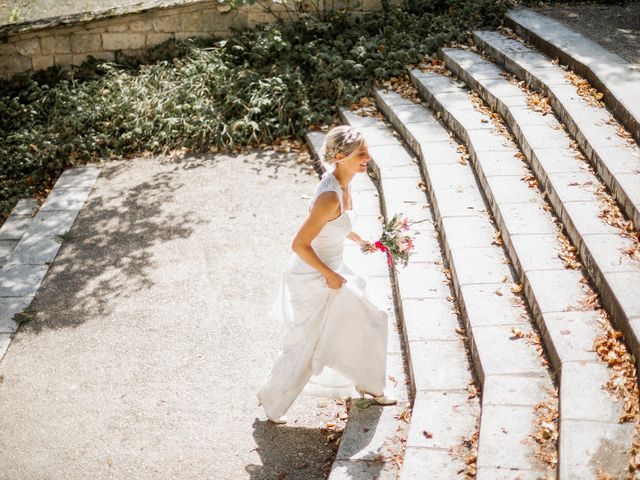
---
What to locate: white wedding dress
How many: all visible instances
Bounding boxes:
[257,168,389,420]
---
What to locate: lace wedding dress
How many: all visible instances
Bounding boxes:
[257,168,389,420]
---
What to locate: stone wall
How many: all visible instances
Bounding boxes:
[0,0,398,78]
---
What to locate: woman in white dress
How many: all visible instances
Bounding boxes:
[256,125,396,424]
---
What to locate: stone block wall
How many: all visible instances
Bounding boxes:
[0,0,400,78]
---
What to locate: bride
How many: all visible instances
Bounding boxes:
[256,125,396,424]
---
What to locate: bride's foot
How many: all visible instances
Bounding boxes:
[267,415,288,425]
[257,393,287,424]
[355,385,397,406]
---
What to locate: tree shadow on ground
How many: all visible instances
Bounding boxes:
[20,155,208,333]
[18,147,317,334]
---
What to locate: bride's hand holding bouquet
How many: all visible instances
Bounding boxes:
[360,213,425,268]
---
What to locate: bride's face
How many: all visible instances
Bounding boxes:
[337,142,371,174]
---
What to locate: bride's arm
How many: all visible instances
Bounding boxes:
[346,231,366,245]
[347,231,376,253]
[291,192,342,278]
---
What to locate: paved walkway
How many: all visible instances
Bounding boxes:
[0,149,347,479]
[539,1,640,67]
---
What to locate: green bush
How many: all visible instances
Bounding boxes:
[0,0,509,219]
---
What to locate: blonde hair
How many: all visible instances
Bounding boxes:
[319,125,365,169]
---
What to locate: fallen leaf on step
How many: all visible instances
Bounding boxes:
[423,431,433,439]
[492,231,503,246]
[467,384,478,399]
[511,326,524,338]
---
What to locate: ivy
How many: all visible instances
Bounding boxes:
[0,0,509,219]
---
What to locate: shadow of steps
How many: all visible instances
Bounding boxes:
[408,67,634,478]
[504,8,640,144]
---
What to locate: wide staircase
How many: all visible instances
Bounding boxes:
[309,8,640,480]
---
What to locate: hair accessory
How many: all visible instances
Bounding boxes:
[342,127,360,144]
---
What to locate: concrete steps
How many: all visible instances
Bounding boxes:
[0,199,38,268]
[0,166,101,362]
[305,130,410,480]
[438,45,640,378]
[407,65,635,478]
[472,30,640,234]
[504,7,640,144]
[337,108,481,479]
[376,82,564,477]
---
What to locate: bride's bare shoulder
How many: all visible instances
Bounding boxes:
[310,190,340,215]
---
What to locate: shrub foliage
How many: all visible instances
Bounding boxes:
[0,0,508,218]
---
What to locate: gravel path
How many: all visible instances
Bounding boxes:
[0,149,347,479]
[538,1,640,67]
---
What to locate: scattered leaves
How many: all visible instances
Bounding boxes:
[510,326,524,338]
[526,91,552,115]
[556,227,582,269]
[566,70,606,108]
[531,395,559,468]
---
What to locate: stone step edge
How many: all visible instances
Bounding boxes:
[472,30,640,232]
[333,110,484,398]
[0,165,101,361]
[334,110,483,479]
[306,130,409,480]
[369,93,559,476]
[504,7,640,145]
[439,46,640,378]
[374,87,551,385]
[405,70,635,477]
[0,198,39,267]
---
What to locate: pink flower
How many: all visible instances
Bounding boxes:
[406,238,414,250]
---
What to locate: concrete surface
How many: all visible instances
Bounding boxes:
[539,2,640,68]
[0,149,348,479]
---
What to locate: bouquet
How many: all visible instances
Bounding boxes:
[360,213,426,268]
